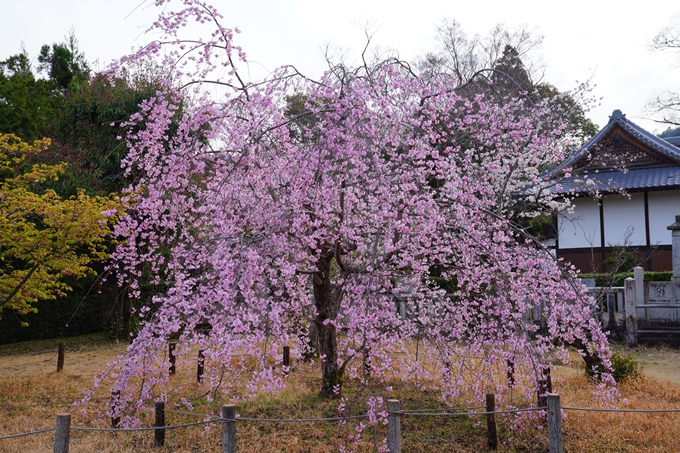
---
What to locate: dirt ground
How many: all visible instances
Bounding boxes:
[0,335,679,385]
[1,336,678,392]
[627,345,680,387]
[1,334,679,453]
[0,337,128,379]
[0,347,126,378]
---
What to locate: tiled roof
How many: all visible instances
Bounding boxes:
[546,110,680,194]
[552,165,680,194]
[557,110,680,171]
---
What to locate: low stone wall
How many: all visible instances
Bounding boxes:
[641,281,680,322]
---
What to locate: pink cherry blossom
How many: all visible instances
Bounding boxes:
[86,0,615,431]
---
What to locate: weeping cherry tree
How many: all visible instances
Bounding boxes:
[90,0,614,426]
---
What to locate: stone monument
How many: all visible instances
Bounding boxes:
[667,215,680,283]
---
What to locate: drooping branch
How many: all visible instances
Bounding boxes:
[1,263,40,307]
[95,0,616,421]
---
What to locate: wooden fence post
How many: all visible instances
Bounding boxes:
[197,350,205,383]
[222,404,236,453]
[506,359,515,388]
[363,346,371,378]
[544,368,553,393]
[154,401,165,447]
[443,361,451,379]
[282,346,290,376]
[57,342,65,372]
[624,278,638,348]
[537,379,548,409]
[54,413,71,453]
[547,394,564,453]
[486,393,497,450]
[169,343,176,375]
[387,399,401,453]
[111,391,120,429]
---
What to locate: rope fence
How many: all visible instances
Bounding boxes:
[0,428,55,440]
[164,408,369,422]
[562,406,680,413]
[72,419,220,432]
[2,394,680,452]
[234,414,369,422]
[399,406,544,417]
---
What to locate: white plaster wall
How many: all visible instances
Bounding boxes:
[648,189,680,245]
[602,193,646,246]
[558,198,602,249]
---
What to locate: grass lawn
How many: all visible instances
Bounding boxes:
[1,333,679,452]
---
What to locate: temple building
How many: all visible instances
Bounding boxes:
[550,110,680,272]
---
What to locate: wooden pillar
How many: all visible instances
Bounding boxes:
[537,379,548,409]
[547,394,564,453]
[506,359,515,388]
[197,350,205,383]
[282,345,290,376]
[168,343,176,375]
[57,343,65,372]
[599,201,605,273]
[54,414,71,453]
[111,390,120,429]
[544,368,553,393]
[486,393,497,450]
[387,399,401,453]
[363,346,371,378]
[154,401,165,447]
[222,404,236,453]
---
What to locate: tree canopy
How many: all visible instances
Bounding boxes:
[51,70,170,196]
[87,0,615,428]
[0,134,119,319]
[0,36,167,340]
[417,19,545,85]
[37,30,90,90]
[418,20,597,145]
[0,52,60,141]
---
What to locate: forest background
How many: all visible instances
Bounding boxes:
[0,2,679,345]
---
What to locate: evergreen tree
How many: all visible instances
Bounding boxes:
[0,52,60,141]
[491,45,533,96]
[37,30,90,90]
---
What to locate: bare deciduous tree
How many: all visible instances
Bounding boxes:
[647,14,680,126]
[652,14,680,52]
[417,19,545,85]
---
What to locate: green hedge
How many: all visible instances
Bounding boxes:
[579,271,673,287]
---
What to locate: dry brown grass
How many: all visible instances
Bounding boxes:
[1,334,679,452]
[556,374,680,453]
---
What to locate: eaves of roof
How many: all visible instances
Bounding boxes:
[557,110,680,171]
[550,165,680,195]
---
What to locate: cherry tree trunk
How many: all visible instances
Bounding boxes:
[317,316,341,398]
[313,252,342,398]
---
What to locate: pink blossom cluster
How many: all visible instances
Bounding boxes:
[89,0,614,427]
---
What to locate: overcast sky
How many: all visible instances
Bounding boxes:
[2,0,679,134]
